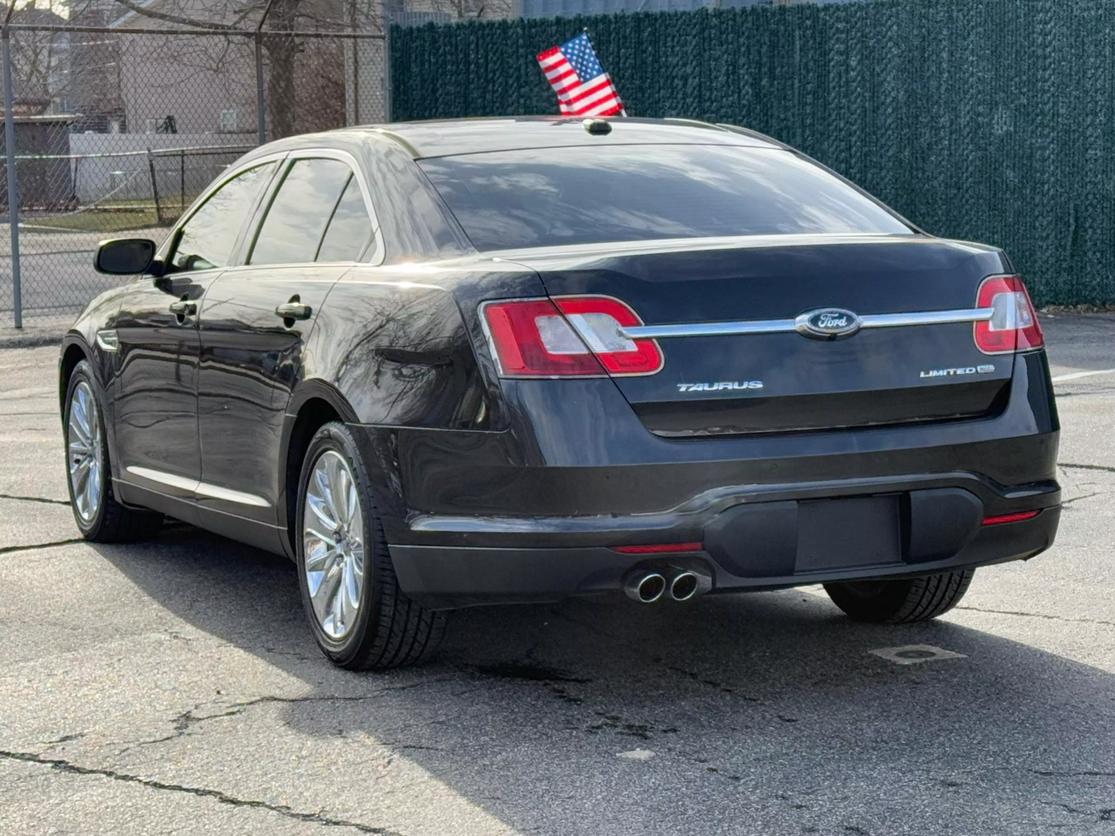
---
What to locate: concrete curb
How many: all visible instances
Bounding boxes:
[0,324,66,350]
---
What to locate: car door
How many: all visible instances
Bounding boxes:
[112,160,280,502]
[196,152,379,523]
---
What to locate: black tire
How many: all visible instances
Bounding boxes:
[823,569,975,624]
[63,360,163,542]
[295,422,446,670]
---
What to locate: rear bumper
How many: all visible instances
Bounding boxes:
[351,351,1060,608]
[394,497,1061,610]
[389,478,1060,608]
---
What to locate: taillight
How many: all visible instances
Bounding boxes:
[611,542,703,554]
[982,509,1041,526]
[974,275,1044,354]
[480,296,663,378]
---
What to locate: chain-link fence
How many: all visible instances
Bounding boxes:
[1,1,389,326]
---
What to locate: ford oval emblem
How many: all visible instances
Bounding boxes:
[795,308,863,340]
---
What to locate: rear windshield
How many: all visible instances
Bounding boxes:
[418,145,912,251]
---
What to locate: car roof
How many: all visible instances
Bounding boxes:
[333,116,782,159]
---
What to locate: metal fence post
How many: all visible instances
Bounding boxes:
[255,34,266,144]
[1,27,22,329]
[383,21,392,122]
[145,148,164,225]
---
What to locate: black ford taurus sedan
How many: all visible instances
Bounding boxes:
[60,117,1060,669]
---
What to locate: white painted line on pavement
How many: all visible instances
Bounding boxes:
[1051,367,1115,383]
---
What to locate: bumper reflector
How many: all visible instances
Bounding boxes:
[981,509,1041,526]
[612,542,703,555]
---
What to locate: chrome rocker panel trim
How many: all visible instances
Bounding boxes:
[124,466,271,508]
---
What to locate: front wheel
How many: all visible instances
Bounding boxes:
[824,569,975,624]
[64,360,162,542]
[295,422,446,670]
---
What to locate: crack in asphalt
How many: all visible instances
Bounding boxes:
[1030,769,1115,778]
[43,733,85,744]
[658,661,761,701]
[0,538,84,556]
[1053,387,1115,399]
[1040,800,1115,822]
[260,645,323,663]
[0,492,70,506]
[0,750,400,834]
[548,608,769,705]
[1061,491,1106,508]
[955,605,1115,628]
[1060,462,1115,475]
[117,680,457,754]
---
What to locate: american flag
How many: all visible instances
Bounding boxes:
[536,32,624,118]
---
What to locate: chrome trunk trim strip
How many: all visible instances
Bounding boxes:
[619,307,994,340]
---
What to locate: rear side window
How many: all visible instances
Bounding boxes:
[419,145,911,250]
[170,162,276,272]
[250,158,356,265]
[316,176,374,262]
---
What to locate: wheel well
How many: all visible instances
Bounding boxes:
[59,344,88,411]
[285,398,341,553]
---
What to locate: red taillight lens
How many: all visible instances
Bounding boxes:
[480,296,663,378]
[611,542,703,554]
[981,509,1041,526]
[481,299,604,377]
[974,275,1044,354]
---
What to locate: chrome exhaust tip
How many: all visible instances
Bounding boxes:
[666,564,713,601]
[624,571,667,603]
[669,571,700,602]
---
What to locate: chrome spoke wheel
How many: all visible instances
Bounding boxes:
[302,450,365,640]
[67,381,104,523]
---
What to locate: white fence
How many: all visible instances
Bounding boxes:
[69,133,251,205]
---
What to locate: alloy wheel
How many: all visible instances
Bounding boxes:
[302,450,365,640]
[67,381,104,523]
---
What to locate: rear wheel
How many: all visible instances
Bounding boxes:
[296,422,446,670]
[64,360,162,542]
[824,569,975,624]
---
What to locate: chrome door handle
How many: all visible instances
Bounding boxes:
[169,300,197,317]
[275,302,312,322]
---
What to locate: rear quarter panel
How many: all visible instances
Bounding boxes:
[289,260,543,542]
[308,261,544,429]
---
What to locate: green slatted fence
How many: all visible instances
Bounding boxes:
[391,0,1115,305]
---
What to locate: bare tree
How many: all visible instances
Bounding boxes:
[8,0,125,129]
[9,0,74,107]
[105,0,508,137]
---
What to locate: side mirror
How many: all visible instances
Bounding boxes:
[94,238,157,275]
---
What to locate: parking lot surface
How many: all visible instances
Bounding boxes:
[0,314,1112,835]
[0,224,164,320]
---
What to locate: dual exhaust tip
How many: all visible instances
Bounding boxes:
[624,566,712,603]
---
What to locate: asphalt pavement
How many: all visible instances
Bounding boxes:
[0,224,165,323]
[0,314,1112,835]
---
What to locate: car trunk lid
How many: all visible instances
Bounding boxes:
[508,235,1015,436]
